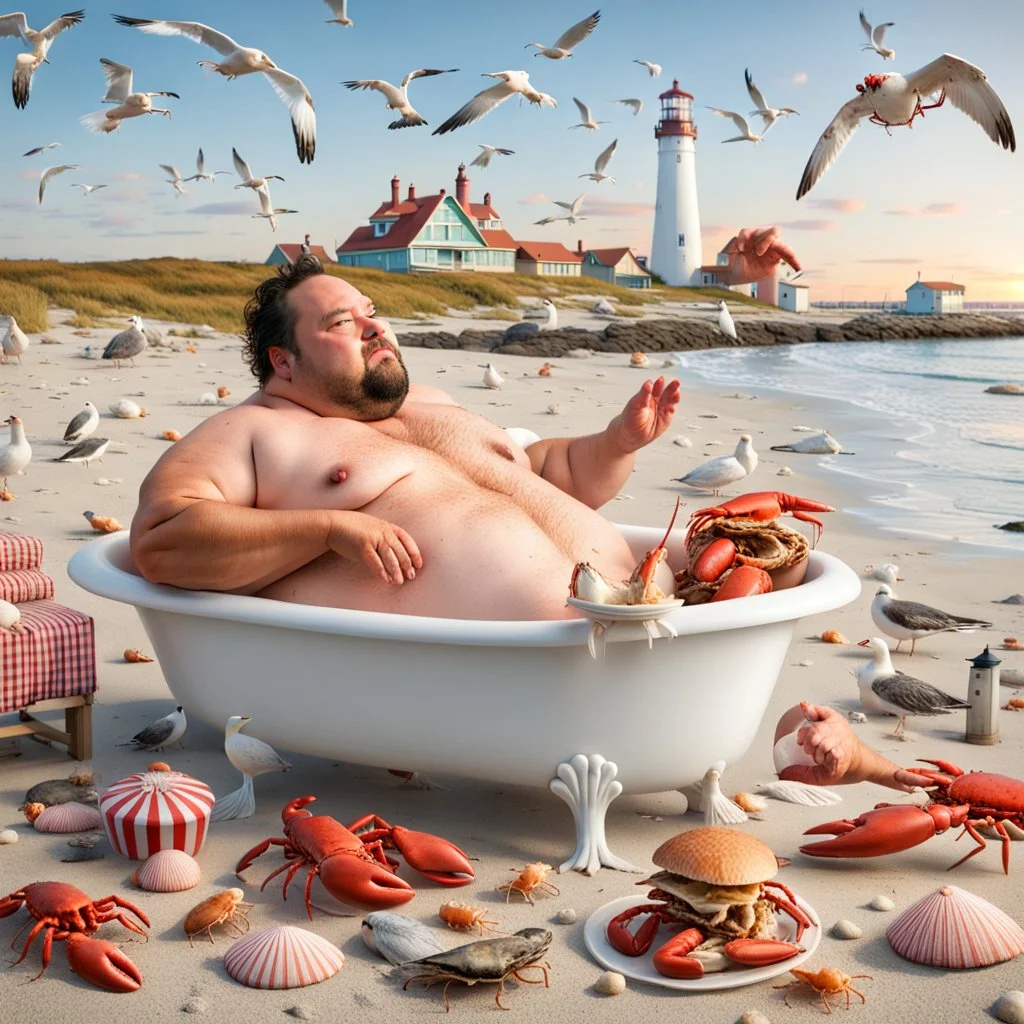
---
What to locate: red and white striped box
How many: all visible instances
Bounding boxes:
[0,532,43,572]
[0,568,55,604]
[99,770,215,860]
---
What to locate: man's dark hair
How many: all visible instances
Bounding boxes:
[242,254,325,386]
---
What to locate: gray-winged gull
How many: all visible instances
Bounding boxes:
[184,147,230,182]
[525,10,601,59]
[470,144,514,168]
[745,68,800,130]
[63,401,99,444]
[871,584,993,655]
[38,163,78,204]
[23,141,60,157]
[232,147,285,191]
[211,715,291,821]
[53,436,109,467]
[579,137,617,182]
[103,315,148,367]
[432,71,556,136]
[342,68,459,130]
[118,705,187,752]
[672,434,758,496]
[0,415,32,491]
[0,9,85,108]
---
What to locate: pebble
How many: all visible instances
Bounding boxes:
[777,466,793,476]
[829,919,863,940]
[286,1007,314,1021]
[182,997,207,1015]
[555,908,577,925]
[869,894,895,912]
[0,828,18,844]
[594,971,626,996]
[738,1012,773,1024]
[545,404,562,415]
[798,660,813,667]
[994,992,1024,1024]
[999,594,1024,605]
[672,435,693,448]
[847,711,868,723]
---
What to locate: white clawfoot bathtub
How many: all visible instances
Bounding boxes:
[68,528,860,875]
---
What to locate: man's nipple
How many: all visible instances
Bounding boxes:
[329,467,349,485]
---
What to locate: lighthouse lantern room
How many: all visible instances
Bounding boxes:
[650,80,703,287]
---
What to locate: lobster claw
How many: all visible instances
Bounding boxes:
[605,903,671,957]
[800,804,942,859]
[651,927,705,979]
[317,854,417,913]
[64,933,142,993]
[709,566,773,603]
[387,825,475,887]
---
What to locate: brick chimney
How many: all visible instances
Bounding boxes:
[439,188,446,196]
[455,163,470,210]
[390,175,400,208]
[407,183,416,201]
[577,239,584,255]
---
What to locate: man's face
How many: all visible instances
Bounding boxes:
[278,275,409,419]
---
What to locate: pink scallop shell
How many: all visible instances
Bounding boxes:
[224,926,344,989]
[131,848,201,892]
[33,801,103,834]
[886,885,1024,969]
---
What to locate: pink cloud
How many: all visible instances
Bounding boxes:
[884,202,966,217]
[110,171,143,182]
[581,197,655,217]
[805,198,865,213]
[777,219,839,232]
[519,193,548,205]
[792,72,808,85]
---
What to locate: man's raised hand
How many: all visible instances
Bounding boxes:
[728,226,802,285]
[608,376,681,453]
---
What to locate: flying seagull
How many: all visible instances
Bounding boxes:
[252,182,296,233]
[71,183,107,195]
[0,8,84,108]
[342,67,458,129]
[706,107,763,143]
[323,0,354,27]
[102,315,148,367]
[63,401,99,444]
[524,10,600,59]
[871,584,994,655]
[859,10,895,61]
[569,96,607,131]
[579,138,617,182]
[745,69,799,132]
[38,164,77,203]
[53,436,109,467]
[81,58,179,134]
[432,70,555,135]
[672,434,758,496]
[633,59,661,78]
[616,98,643,116]
[535,193,586,226]
[23,141,60,157]
[718,299,737,340]
[470,144,514,168]
[118,705,187,752]
[160,163,188,196]
[231,148,284,191]
[211,715,292,821]
[184,147,230,182]
[112,14,317,164]
[796,53,1015,200]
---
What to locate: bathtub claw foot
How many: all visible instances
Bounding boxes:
[549,754,642,876]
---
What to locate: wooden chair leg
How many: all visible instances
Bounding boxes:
[65,698,93,761]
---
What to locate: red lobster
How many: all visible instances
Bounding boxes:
[0,881,148,992]
[235,796,474,917]
[801,760,1024,873]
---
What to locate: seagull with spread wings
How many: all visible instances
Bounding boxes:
[705,106,763,143]
[859,10,895,61]
[432,70,555,136]
[23,141,60,157]
[184,147,230,182]
[536,193,587,226]
[232,147,284,191]
[160,164,188,197]
[71,183,107,195]
[745,69,798,133]
[579,138,617,182]
[616,98,643,116]
[524,10,600,59]
[112,14,316,163]
[252,183,297,233]
[470,144,514,168]
[0,8,84,108]
[38,163,77,204]
[796,53,1015,200]
[569,96,607,130]
[80,58,179,134]
[633,59,661,78]
[342,67,458,129]
[323,0,353,27]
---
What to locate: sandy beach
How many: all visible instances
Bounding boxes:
[1,307,1022,1024]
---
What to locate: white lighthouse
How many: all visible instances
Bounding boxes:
[650,80,702,286]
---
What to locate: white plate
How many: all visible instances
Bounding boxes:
[565,597,685,621]
[583,893,821,992]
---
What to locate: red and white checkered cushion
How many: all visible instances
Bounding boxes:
[0,532,43,572]
[0,569,55,604]
[0,600,96,714]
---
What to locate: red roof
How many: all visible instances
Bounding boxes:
[918,281,965,292]
[369,199,418,219]
[587,247,643,268]
[469,203,500,221]
[515,242,583,264]
[275,244,332,264]
[659,79,693,100]
[337,195,444,253]
[480,228,517,250]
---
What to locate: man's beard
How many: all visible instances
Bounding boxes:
[301,344,410,420]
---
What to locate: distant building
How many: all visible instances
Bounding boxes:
[577,242,651,288]
[514,242,582,277]
[905,279,965,314]
[266,241,333,266]
[778,281,810,313]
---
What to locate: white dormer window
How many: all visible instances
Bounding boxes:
[489,219,500,228]
[373,221,391,237]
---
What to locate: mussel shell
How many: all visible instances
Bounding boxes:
[403,928,552,981]
[23,779,99,808]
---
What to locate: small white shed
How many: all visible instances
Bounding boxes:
[905,280,965,314]
[778,281,809,313]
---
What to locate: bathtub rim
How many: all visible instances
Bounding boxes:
[68,530,862,648]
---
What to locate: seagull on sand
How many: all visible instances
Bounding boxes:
[231,147,284,191]
[103,316,148,367]
[160,163,188,196]
[770,430,850,455]
[119,705,187,752]
[482,363,504,389]
[470,144,514,168]
[706,106,763,143]
[865,562,903,586]
[71,183,107,195]
[432,71,555,136]
[633,59,661,77]
[796,54,1015,200]
[53,436,109,467]
[342,67,459,129]
[871,584,993,656]
[745,69,799,132]
[569,97,607,131]
[673,434,758,496]
[184,147,230,182]
[63,401,99,444]
[579,138,617,182]
[252,183,297,233]
[80,58,179,134]
[322,0,354,27]
[524,9,600,59]
[0,8,84,108]
[1,316,30,363]
[855,637,970,738]
[112,14,317,164]
[38,164,77,204]
[211,715,292,821]
[859,10,895,61]
[22,141,60,157]
[717,299,737,340]
[0,416,32,492]
[616,98,643,116]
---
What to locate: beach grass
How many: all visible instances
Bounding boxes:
[0,279,49,333]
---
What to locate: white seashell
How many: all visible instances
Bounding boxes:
[777,466,793,476]
[361,911,445,965]
[792,424,820,432]
[131,849,201,892]
[847,711,868,723]
[869,894,896,912]
[0,828,18,844]
[34,801,103,833]
[198,392,218,405]
[886,885,1024,969]
[755,780,843,806]
[71,377,90,385]
[109,398,144,419]
[995,991,1024,1024]
[830,919,863,940]
[672,435,693,448]
[739,1012,773,1024]
[772,730,816,774]
[556,908,577,925]
[594,971,626,995]
[225,926,344,989]
[798,660,813,667]
[570,563,623,605]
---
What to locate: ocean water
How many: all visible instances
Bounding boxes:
[679,337,1024,554]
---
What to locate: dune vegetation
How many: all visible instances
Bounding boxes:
[0,258,766,334]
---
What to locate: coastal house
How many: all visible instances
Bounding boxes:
[265,237,334,266]
[335,166,517,274]
[577,243,652,288]
[513,242,582,277]
[697,237,754,296]
[905,278,965,314]
[778,281,810,313]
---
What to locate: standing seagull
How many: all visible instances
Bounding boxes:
[432,70,555,135]
[524,10,600,59]
[103,315,148,367]
[63,401,99,444]
[871,584,993,655]
[0,8,84,108]
[796,53,1015,200]
[706,107,763,143]
[160,163,188,196]
[569,97,607,130]
[70,183,107,195]
[184,147,230,182]
[322,0,354,27]
[859,10,895,61]
[616,98,643,116]
[38,164,77,203]
[231,147,284,191]
[672,434,758,496]
[0,416,32,493]
[579,138,617,182]
[119,705,187,752]
[745,69,799,132]
[1,316,30,363]
[717,299,737,340]
[80,58,179,134]
[482,364,504,390]
[633,59,661,78]
[855,637,970,738]
[53,436,109,467]
[210,715,291,821]
[22,141,60,156]
[252,183,297,233]
[342,67,458,129]
[112,15,317,164]
[470,144,514,168]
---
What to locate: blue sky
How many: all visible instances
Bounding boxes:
[2,0,1022,300]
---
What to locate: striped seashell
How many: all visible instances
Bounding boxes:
[754,780,843,806]
[224,926,344,989]
[886,885,1024,969]
[34,801,103,833]
[132,849,201,892]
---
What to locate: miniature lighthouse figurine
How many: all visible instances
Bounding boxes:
[965,646,1001,745]
[650,80,703,287]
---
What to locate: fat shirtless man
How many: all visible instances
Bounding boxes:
[131,227,801,620]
